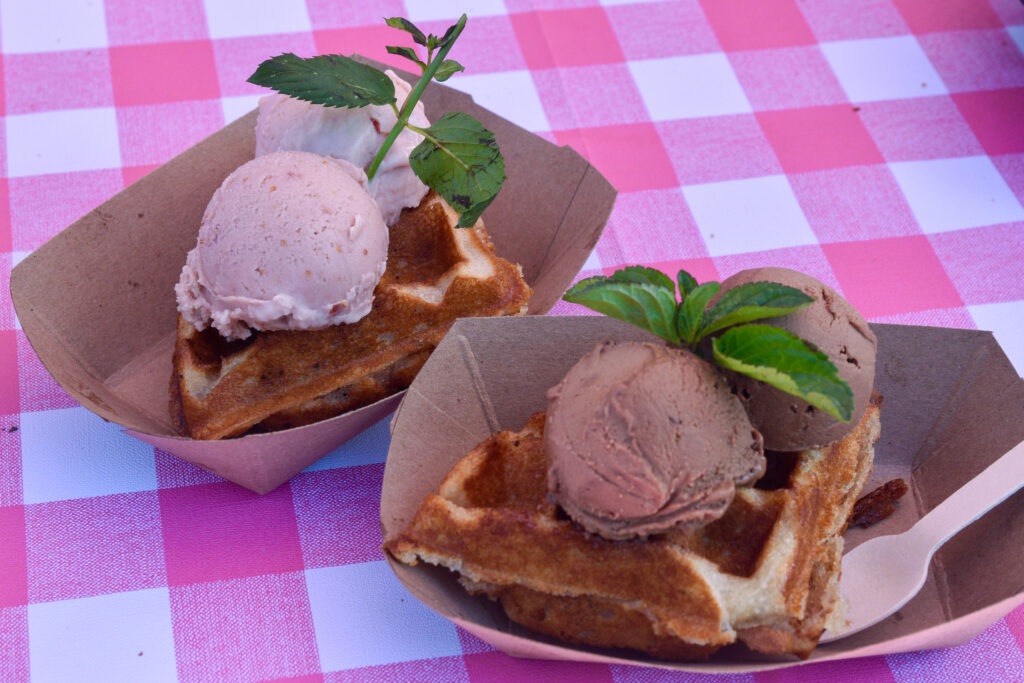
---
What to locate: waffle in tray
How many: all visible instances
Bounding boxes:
[172,192,532,440]
[386,394,882,661]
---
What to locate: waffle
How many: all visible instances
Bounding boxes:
[171,192,532,439]
[385,394,882,661]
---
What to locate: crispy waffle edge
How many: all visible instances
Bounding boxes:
[385,396,882,662]
[170,193,532,439]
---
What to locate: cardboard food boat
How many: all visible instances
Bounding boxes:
[10,70,616,493]
[381,315,1024,672]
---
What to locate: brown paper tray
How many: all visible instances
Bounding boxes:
[9,70,616,494]
[381,315,1024,673]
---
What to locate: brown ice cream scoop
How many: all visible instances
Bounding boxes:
[544,341,766,541]
[715,267,878,451]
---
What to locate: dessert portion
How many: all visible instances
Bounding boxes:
[386,266,883,661]
[545,341,765,540]
[716,268,878,451]
[170,15,532,439]
[176,151,388,340]
[255,70,429,225]
[386,396,881,660]
[172,192,531,439]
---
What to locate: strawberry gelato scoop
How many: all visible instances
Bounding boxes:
[544,341,766,541]
[255,70,429,225]
[175,150,388,341]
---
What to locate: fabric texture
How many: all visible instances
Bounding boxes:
[2,0,1023,680]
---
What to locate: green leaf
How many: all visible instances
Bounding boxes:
[385,17,428,46]
[712,324,853,422]
[436,19,463,50]
[409,112,505,228]
[677,282,720,347]
[677,270,699,298]
[433,59,465,82]
[386,46,426,70]
[699,282,814,340]
[247,53,396,108]
[608,266,676,292]
[563,278,681,345]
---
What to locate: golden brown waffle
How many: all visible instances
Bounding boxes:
[171,192,532,439]
[386,394,882,661]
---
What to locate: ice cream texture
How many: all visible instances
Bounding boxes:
[544,341,766,541]
[175,150,389,341]
[255,70,429,225]
[716,267,878,451]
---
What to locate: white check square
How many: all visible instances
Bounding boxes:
[6,108,121,178]
[203,0,311,38]
[28,589,176,682]
[447,70,550,132]
[630,54,752,121]
[822,36,947,102]
[969,302,1024,375]
[682,176,817,256]
[306,562,462,670]
[1010,26,1024,57]
[221,95,261,125]
[0,0,108,53]
[20,407,157,504]
[889,156,1024,234]
[404,0,507,22]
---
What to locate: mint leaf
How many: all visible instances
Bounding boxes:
[609,266,676,292]
[564,278,681,345]
[677,270,698,298]
[436,22,460,50]
[248,53,396,108]
[700,282,813,339]
[712,324,853,422]
[409,112,505,228]
[677,282,720,347]
[386,46,425,70]
[433,59,465,82]
[385,17,427,46]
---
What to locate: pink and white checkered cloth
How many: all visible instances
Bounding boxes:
[2,0,1023,680]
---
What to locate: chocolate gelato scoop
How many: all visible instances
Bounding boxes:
[716,267,877,451]
[544,341,765,541]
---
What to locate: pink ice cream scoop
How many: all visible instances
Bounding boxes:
[175,150,388,341]
[544,341,766,541]
[255,70,430,225]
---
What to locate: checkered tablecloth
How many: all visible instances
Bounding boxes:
[3,0,1024,681]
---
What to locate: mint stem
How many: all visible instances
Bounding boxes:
[366,14,466,181]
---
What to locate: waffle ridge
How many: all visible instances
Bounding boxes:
[172,192,532,439]
[386,395,882,661]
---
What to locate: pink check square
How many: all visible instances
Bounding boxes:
[700,0,816,51]
[16,332,78,413]
[824,236,964,318]
[929,223,1024,305]
[919,29,1024,94]
[954,88,1024,156]
[110,41,221,107]
[159,482,304,585]
[555,123,678,193]
[212,34,318,98]
[757,105,884,174]
[892,0,1003,33]
[510,8,624,69]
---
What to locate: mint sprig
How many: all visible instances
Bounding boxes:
[247,14,502,228]
[563,268,854,422]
